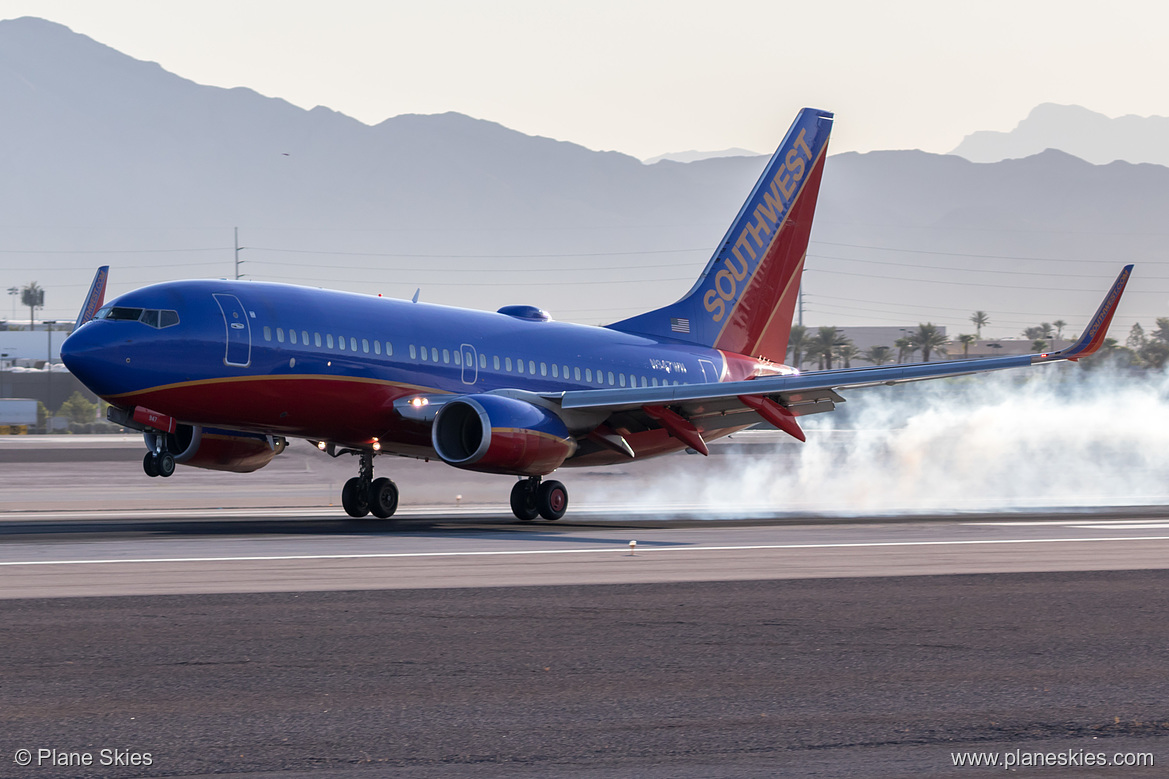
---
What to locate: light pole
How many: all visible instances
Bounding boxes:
[44,320,56,432]
[6,286,17,322]
[0,351,7,399]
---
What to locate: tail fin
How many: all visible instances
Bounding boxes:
[74,266,109,329]
[1051,264,1133,360]
[608,108,833,362]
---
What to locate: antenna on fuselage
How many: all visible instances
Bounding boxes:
[411,288,420,303]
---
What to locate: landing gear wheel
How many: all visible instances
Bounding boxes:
[510,480,539,521]
[143,452,160,478]
[342,477,370,518]
[156,451,176,478]
[369,477,399,519]
[537,480,568,521]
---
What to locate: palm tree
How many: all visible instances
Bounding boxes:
[21,282,44,327]
[970,310,989,339]
[786,324,812,370]
[957,333,976,357]
[862,345,894,365]
[810,326,847,370]
[909,323,949,362]
[894,336,916,364]
[1152,317,1169,344]
[835,342,862,369]
[1031,338,1049,353]
[1052,319,1067,343]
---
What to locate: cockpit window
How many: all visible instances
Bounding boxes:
[93,306,179,328]
[105,306,145,321]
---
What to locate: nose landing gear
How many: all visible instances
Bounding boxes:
[510,476,568,521]
[142,448,175,478]
[341,450,399,519]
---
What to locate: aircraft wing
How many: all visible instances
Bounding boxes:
[543,265,1133,453]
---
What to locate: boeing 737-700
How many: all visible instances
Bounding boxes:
[60,109,1133,520]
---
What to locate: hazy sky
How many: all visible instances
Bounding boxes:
[3,1,1168,159]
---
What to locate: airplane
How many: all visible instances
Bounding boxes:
[60,108,1133,521]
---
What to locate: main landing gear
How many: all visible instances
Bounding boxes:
[510,476,568,522]
[341,450,399,520]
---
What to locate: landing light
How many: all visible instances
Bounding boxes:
[317,441,327,451]
[373,442,382,451]
[410,397,429,408]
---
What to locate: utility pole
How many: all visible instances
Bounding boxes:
[797,283,804,327]
[234,227,244,280]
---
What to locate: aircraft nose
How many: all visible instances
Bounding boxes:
[60,324,121,397]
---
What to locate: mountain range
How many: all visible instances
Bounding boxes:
[952,103,1169,166]
[1,16,1166,341]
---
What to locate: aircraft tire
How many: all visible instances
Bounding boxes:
[157,451,176,478]
[369,477,399,519]
[342,477,371,518]
[143,452,160,478]
[510,480,539,521]
[537,480,568,521]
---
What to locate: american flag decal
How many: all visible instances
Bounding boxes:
[670,317,691,334]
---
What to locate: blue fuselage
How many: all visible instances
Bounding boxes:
[62,280,744,456]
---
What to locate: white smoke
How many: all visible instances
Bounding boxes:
[601,361,1169,516]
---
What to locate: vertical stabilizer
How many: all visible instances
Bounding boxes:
[608,109,833,363]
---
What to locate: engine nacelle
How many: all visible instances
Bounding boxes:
[144,425,286,473]
[432,394,576,476]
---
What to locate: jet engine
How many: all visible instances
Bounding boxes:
[144,425,286,473]
[431,394,576,476]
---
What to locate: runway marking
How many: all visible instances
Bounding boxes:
[3,535,1169,567]
[968,519,1169,527]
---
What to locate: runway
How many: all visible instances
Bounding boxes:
[4,507,1169,599]
[2,441,1167,777]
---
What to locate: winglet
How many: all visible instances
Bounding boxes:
[1046,265,1133,361]
[74,266,109,330]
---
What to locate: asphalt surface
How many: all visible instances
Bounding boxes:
[2,573,1166,778]
[2,438,1167,777]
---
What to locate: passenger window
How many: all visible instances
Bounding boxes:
[574,367,581,381]
[493,356,500,370]
[652,377,659,387]
[420,346,428,361]
[351,337,358,351]
[479,354,486,369]
[431,348,438,362]
[454,351,462,366]
[505,357,512,371]
[540,362,548,377]
[409,345,417,360]
[326,334,334,349]
[339,336,346,351]
[263,326,272,342]
[442,349,450,364]
[374,341,381,355]
[277,328,285,343]
[362,338,369,353]
[386,342,393,356]
[619,374,626,387]
[529,360,536,374]
[585,368,592,382]
[608,371,615,386]
[563,365,569,378]
[302,330,309,345]
[314,333,322,347]
[517,360,525,374]
[289,330,297,345]
[552,364,559,378]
